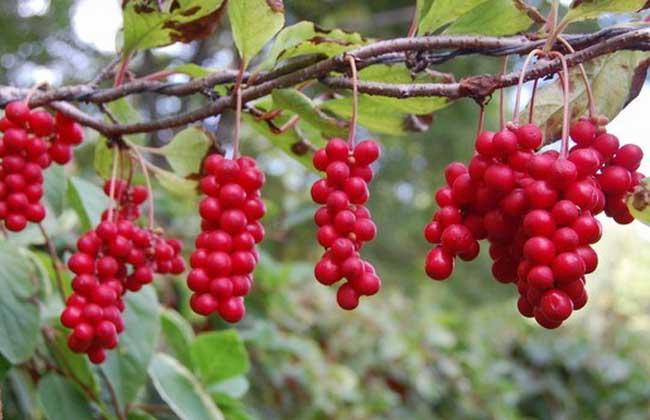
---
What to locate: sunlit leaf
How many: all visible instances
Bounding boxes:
[228,0,285,63]
[190,330,250,385]
[443,0,534,35]
[159,126,212,177]
[271,89,347,138]
[564,0,647,23]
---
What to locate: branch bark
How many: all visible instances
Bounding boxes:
[1,27,648,136]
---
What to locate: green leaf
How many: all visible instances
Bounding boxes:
[128,410,158,420]
[121,0,227,54]
[153,166,199,196]
[173,63,220,78]
[564,0,647,23]
[159,126,212,177]
[322,96,415,136]
[44,165,65,216]
[161,308,196,368]
[67,177,108,232]
[213,393,251,420]
[0,353,11,382]
[271,89,347,138]
[524,50,650,141]
[94,99,143,178]
[190,330,250,385]
[418,0,487,34]
[0,244,40,363]
[37,374,94,420]
[444,0,534,35]
[354,64,451,114]
[101,286,160,407]
[49,328,99,397]
[228,0,285,63]
[416,0,435,22]
[208,376,249,399]
[149,353,224,420]
[258,21,367,70]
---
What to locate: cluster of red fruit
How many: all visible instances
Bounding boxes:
[187,154,266,323]
[61,180,184,363]
[0,101,83,231]
[424,118,643,328]
[311,139,382,310]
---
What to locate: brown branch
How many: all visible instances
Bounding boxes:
[0,27,648,137]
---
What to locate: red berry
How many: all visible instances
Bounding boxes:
[523,237,556,264]
[336,283,360,310]
[353,140,380,165]
[612,144,643,171]
[425,247,454,280]
[475,131,495,157]
[444,162,467,186]
[570,119,596,146]
[516,124,542,150]
[540,289,573,321]
[492,129,518,157]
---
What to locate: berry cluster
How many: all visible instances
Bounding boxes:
[311,138,382,310]
[424,118,643,328]
[0,101,83,231]
[187,154,266,323]
[61,180,184,363]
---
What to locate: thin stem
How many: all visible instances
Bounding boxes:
[232,60,246,159]
[557,35,596,118]
[107,147,120,222]
[130,147,155,230]
[37,224,66,304]
[512,49,544,124]
[477,104,486,136]
[114,54,131,87]
[277,115,300,133]
[24,82,47,106]
[346,55,359,147]
[528,78,539,124]
[499,56,509,130]
[98,368,126,420]
[550,51,571,157]
[407,6,419,37]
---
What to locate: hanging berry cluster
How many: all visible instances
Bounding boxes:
[61,179,185,363]
[311,138,382,310]
[187,154,266,323]
[424,117,644,328]
[0,101,83,231]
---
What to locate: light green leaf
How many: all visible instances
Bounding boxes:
[213,393,251,420]
[149,353,224,420]
[0,244,40,363]
[121,0,227,54]
[418,0,487,34]
[44,165,65,215]
[190,330,250,385]
[416,0,436,22]
[67,177,108,232]
[564,0,647,23]
[101,286,160,407]
[49,328,99,397]
[322,96,415,136]
[444,0,534,35]
[228,0,285,63]
[173,63,220,78]
[208,376,249,399]
[37,374,94,420]
[153,167,199,196]
[94,98,142,178]
[272,89,347,138]
[160,126,212,177]
[524,50,650,141]
[258,21,367,70]
[161,308,196,368]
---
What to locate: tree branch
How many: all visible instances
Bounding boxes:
[0,27,648,136]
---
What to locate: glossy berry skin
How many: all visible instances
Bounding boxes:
[188,155,266,322]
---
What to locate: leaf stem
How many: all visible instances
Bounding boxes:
[557,35,596,118]
[550,51,571,158]
[107,147,120,223]
[232,60,246,159]
[130,147,156,230]
[346,55,359,147]
[512,49,544,124]
[499,56,509,129]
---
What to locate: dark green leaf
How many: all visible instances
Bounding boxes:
[272,89,347,138]
[0,243,40,363]
[67,177,108,232]
[258,21,366,70]
[159,126,212,177]
[37,374,94,420]
[149,353,224,420]
[101,286,160,407]
[161,308,196,368]
[565,0,647,23]
[524,51,650,141]
[0,353,11,382]
[228,0,285,63]
[190,330,250,385]
[121,0,227,54]
[49,328,99,397]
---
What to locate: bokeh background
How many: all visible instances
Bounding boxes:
[1,1,650,418]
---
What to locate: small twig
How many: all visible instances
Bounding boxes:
[91,56,122,86]
[477,104,486,136]
[99,368,126,420]
[232,60,246,158]
[37,223,66,304]
[499,56,509,129]
[276,115,300,133]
